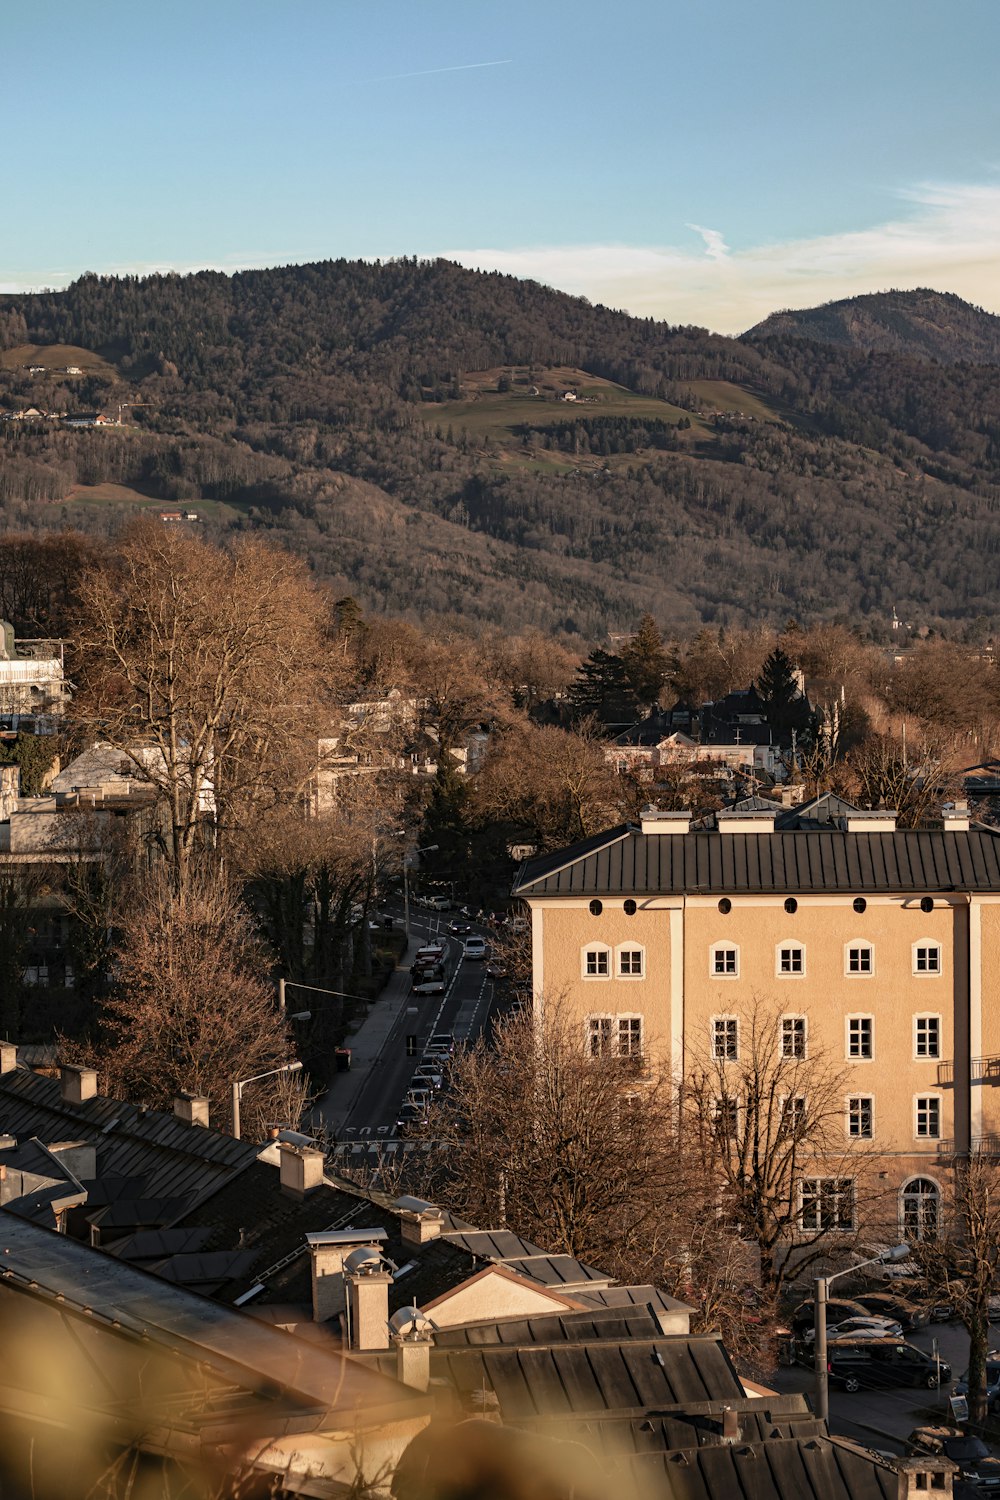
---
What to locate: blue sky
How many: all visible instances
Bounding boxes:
[3,0,999,331]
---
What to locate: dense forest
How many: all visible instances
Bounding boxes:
[2,262,999,639]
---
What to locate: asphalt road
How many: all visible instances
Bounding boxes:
[337,910,506,1139]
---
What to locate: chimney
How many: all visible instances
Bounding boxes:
[59,1065,98,1104]
[640,807,691,835]
[844,810,898,832]
[943,801,971,832]
[345,1246,393,1351]
[307,1228,389,1322]
[717,811,776,834]
[721,1407,740,1443]
[173,1092,210,1127]
[394,1196,444,1246]
[278,1142,325,1198]
[0,1042,16,1075]
[891,1455,954,1496]
[390,1306,435,1391]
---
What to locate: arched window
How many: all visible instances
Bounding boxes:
[901,1177,940,1241]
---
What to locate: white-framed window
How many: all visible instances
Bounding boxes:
[915,1095,942,1139]
[779,1095,807,1139]
[776,942,805,977]
[710,943,739,978]
[901,1177,940,1242]
[781,1015,807,1059]
[845,941,874,976]
[799,1177,855,1232]
[588,1015,613,1056]
[914,1015,941,1060]
[616,945,645,978]
[712,1016,739,1062]
[582,944,611,979]
[847,1095,874,1139]
[846,1014,874,1060]
[913,941,942,976]
[616,1015,644,1058]
[588,1014,644,1060]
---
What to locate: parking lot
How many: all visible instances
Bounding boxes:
[770,1318,976,1451]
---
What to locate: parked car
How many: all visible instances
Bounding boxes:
[413,1066,443,1090]
[802,1315,903,1344]
[424,893,454,911]
[852,1292,928,1332]
[906,1428,1000,1489]
[827,1340,951,1393]
[791,1297,871,1336]
[954,1361,1000,1412]
[395,1102,427,1136]
[463,936,488,961]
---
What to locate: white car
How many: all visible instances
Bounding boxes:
[804,1315,903,1343]
[411,976,446,996]
[463,936,487,961]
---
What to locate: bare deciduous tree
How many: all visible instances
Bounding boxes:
[910,1155,1000,1423]
[75,867,303,1138]
[684,996,883,1303]
[73,522,333,892]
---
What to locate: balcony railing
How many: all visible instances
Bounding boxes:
[936,1135,1000,1158]
[937,1056,1000,1087]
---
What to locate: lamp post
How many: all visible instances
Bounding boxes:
[403,844,438,939]
[231,1060,302,1141]
[814,1243,909,1422]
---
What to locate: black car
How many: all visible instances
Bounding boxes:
[852,1291,929,1332]
[907,1428,1000,1490]
[447,920,472,935]
[828,1338,951,1393]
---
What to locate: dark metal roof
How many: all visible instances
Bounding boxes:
[627,1436,897,1499]
[518,1395,821,1451]
[0,1070,256,1201]
[432,1306,664,1347]
[515,825,1000,897]
[430,1336,743,1419]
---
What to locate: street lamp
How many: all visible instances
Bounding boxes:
[277,978,380,1014]
[231,1060,302,1141]
[403,844,438,938]
[814,1243,909,1421]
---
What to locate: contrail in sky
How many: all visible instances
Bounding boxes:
[368,59,511,83]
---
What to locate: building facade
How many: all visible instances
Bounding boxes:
[513,806,1000,1243]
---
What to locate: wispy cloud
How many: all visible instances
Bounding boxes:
[361,59,511,84]
[443,181,1000,333]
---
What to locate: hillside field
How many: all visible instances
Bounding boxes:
[0,343,118,378]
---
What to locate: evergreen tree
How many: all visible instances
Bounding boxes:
[621,613,669,708]
[567,649,639,729]
[756,647,813,741]
[420,755,472,880]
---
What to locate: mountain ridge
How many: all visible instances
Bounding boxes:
[2,260,1000,638]
[745,287,1000,365]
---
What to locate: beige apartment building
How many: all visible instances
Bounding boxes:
[512,802,1000,1243]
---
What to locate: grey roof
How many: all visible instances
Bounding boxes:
[514,823,1000,897]
[0,1215,424,1424]
[517,1394,821,1450]
[0,1069,256,1201]
[570,1284,694,1316]
[424,1336,743,1419]
[625,1436,898,1499]
[432,1306,664,1347]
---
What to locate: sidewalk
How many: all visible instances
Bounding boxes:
[311,932,422,1135]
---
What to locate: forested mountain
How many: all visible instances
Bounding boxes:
[2,259,1000,639]
[747,288,1000,366]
